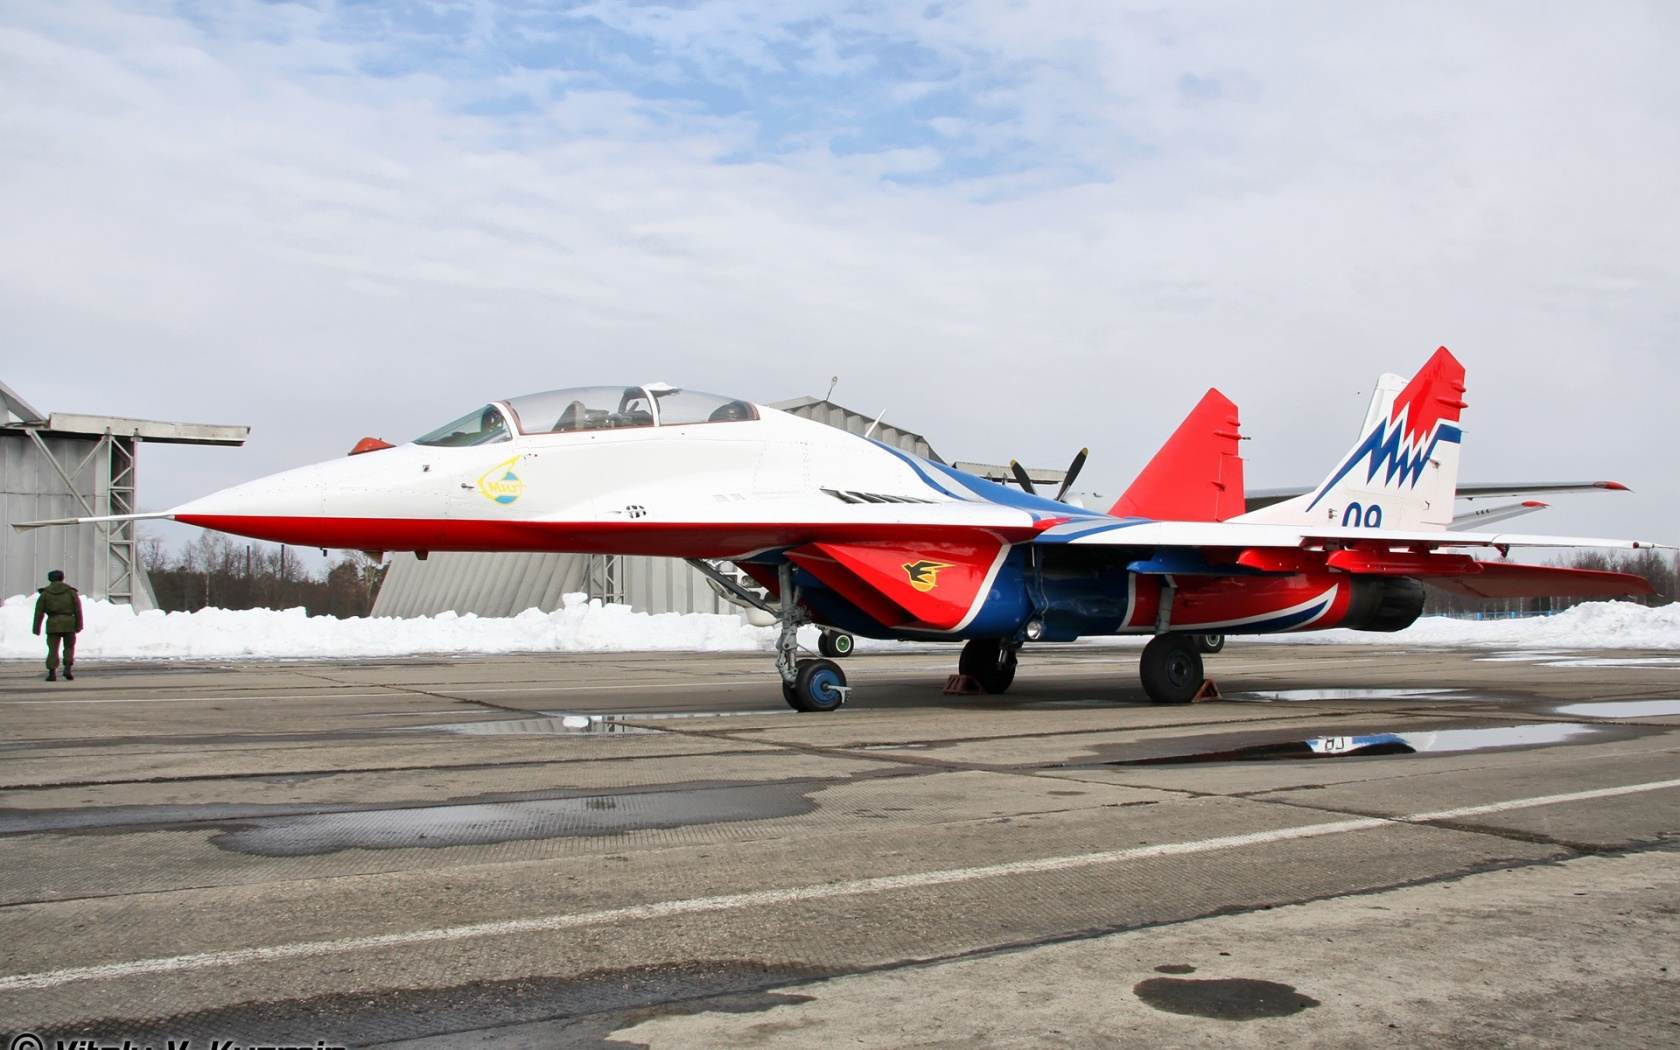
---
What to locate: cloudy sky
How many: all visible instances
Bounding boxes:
[3,1,1676,548]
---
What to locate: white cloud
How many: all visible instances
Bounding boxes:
[0,0,1675,545]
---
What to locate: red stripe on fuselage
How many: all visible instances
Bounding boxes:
[174,515,1041,559]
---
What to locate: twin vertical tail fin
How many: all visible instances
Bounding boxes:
[1236,346,1467,531]
[1109,389,1246,522]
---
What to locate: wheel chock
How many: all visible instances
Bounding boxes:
[1193,679,1223,702]
[944,674,988,695]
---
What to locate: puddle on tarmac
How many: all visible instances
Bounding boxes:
[1228,688,1473,703]
[1133,977,1320,1020]
[540,709,793,720]
[1552,699,1680,719]
[415,710,793,735]
[1112,722,1612,765]
[211,782,820,856]
[1539,657,1680,668]
[348,709,489,718]
[415,715,660,735]
[1476,653,1680,668]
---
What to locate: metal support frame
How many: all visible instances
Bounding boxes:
[22,427,141,606]
[585,553,625,606]
[106,435,139,607]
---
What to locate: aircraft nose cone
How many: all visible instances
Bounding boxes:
[169,447,448,550]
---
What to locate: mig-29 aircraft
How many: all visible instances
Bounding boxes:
[23,348,1662,710]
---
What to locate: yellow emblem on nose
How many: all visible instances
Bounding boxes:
[902,559,954,592]
[477,457,524,505]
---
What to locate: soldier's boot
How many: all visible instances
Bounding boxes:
[45,670,56,682]
[63,668,74,681]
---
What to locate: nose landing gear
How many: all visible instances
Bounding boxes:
[767,562,850,712]
[687,557,851,713]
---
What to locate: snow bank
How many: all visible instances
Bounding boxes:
[2,594,1675,662]
[0,593,787,661]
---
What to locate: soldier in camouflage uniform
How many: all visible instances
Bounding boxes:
[31,569,84,682]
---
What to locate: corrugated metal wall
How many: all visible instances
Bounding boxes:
[1,431,156,608]
[372,552,733,618]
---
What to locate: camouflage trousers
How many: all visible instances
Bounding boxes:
[45,632,77,671]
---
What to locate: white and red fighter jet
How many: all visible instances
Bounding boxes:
[25,349,1663,709]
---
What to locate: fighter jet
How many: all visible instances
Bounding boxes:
[22,349,1663,710]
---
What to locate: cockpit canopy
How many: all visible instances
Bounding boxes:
[413,385,758,446]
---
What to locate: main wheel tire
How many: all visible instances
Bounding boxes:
[1140,633,1204,704]
[781,679,799,709]
[958,638,1019,694]
[1195,633,1226,654]
[817,631,855,658]
[787,658,848,712]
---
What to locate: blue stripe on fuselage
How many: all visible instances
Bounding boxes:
[869,441,1105,520]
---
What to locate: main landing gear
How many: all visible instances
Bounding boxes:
[957,638,1019,694]
[1139,633,1205,704]
[817,629,855,658]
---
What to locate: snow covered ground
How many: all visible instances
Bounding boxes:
[1,593,1676,663]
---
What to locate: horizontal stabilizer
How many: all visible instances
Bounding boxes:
[1424,562,1655,599]
[1447,501,1548,530]
[1110,389,1244,522]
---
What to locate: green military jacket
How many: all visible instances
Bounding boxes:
[33,582,84,635]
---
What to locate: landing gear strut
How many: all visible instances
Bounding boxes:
[1139,632,1204,704]
[772,563,849,712]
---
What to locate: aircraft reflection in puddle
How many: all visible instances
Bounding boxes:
[1117,722,1606,764]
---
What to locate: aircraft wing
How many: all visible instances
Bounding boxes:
[1037,518,1665,553]
[1244,481,1630,513]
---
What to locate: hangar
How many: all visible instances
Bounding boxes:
[1,380,247,607]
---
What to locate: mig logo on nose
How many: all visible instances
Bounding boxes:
[477,457,524,505]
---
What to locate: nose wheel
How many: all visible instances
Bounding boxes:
[783,658,850,712]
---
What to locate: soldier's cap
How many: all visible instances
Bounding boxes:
[47,570,64,582]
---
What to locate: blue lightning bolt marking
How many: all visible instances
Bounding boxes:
[1305,417,1461,512]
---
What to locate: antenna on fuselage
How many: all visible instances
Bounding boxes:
[863,406,888,439]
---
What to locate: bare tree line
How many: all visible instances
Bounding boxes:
[1423,549,1679,617]
[140,531,386,617]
